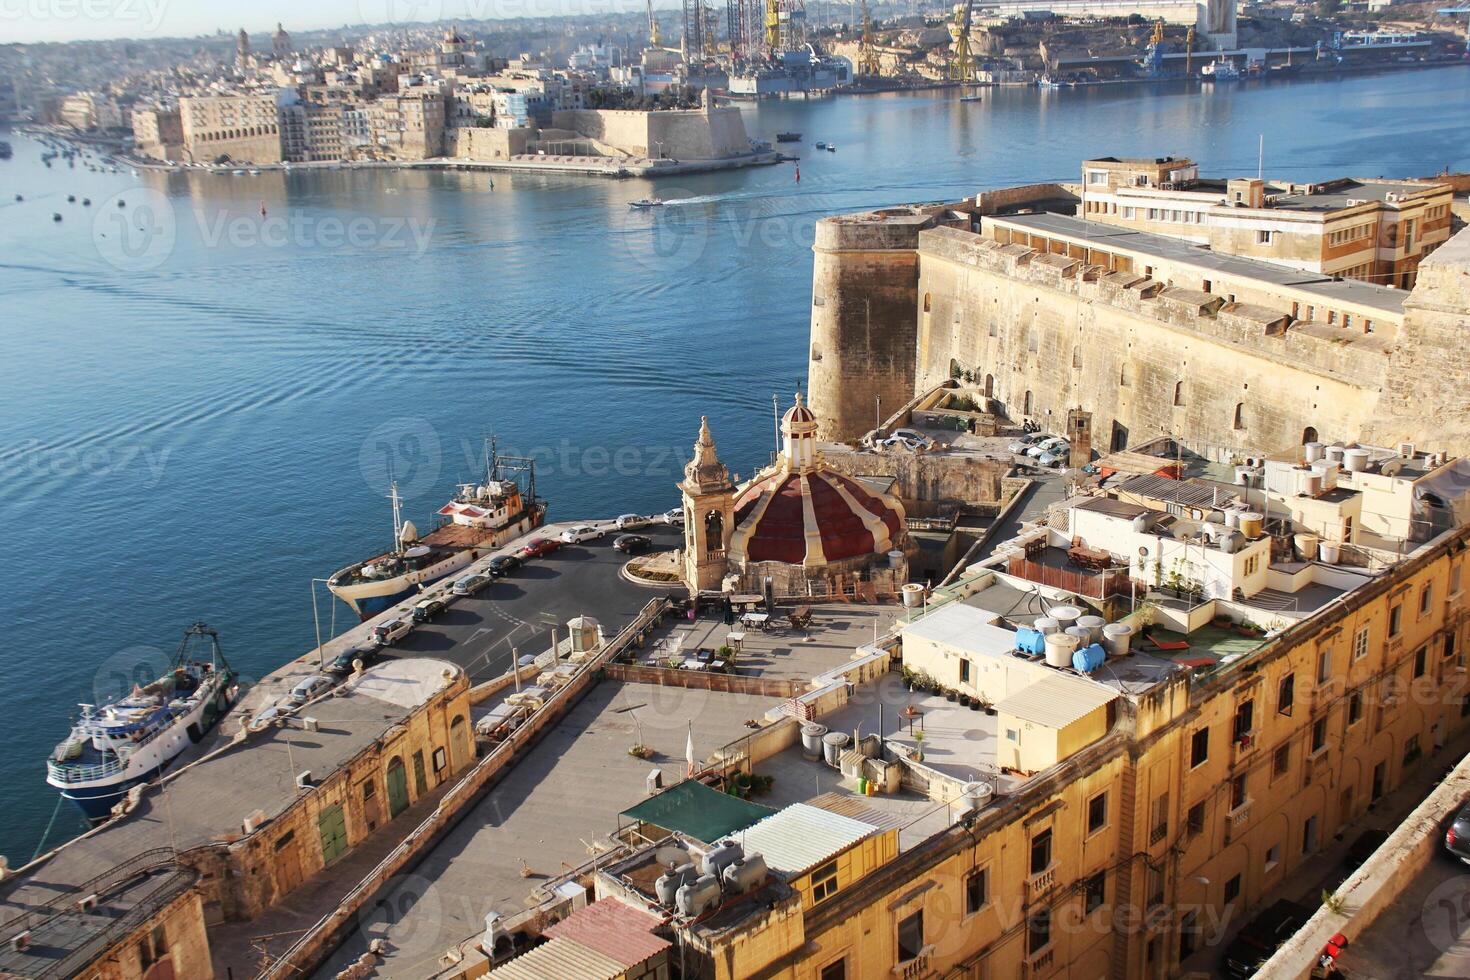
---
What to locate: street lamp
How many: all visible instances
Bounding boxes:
[309,578,338,671]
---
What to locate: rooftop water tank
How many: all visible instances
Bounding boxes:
[675,874,722,918]
[1072,643,1106,674]
[801,723,828,760]
[655,863,697,906]
[1102,623,1133,658]
[901,583,926,608]
[1045,632,1079,667]
[1034,617,1060,636]
[1217,530,1246,554]
[1049,605,1082,628]
[1076,615,1106,645]
[1325,444,1346,465]
[1343,448,1371,473]
[567,616,600,654]
[1014,627,1047,656]
[1304,441,1324,463]
[1293,532,1320,561]
[1312,461,1338,490]
[888,550,905,569]
[701,839,744,878]
[822,731,851,767]
[722,854,769,895]
[1239,513,1264,538]
[1234,465,1255,487]
[1319,540,1342,564]
[962,781,994,812]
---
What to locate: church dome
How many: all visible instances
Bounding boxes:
[731,469,904,566]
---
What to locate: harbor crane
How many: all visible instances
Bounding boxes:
[857,0,880,75]
[948,0,976,83]
[648,0,661,45]
[1439,7,1470,53]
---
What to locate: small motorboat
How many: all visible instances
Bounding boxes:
[67,194,76,203]
[776,132,801,142]
[960,94,983,103]
[629,197,664,209]
[825,144,836,152]
[81,198,90,206]
[52,212,62,222]
[814,140,828,150]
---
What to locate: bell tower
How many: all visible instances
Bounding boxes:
[679,417,734,594]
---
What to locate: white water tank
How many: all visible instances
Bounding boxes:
[1034,617,1060,635]
[1294,532,1320,561]
[901,583,926,608]
[1294,466,1322,497]
[1312,461,1338,491]
[801,723,828,760]
[1045,632,1079,667]
[1326,444,1346,466]
[1049,605,1082,629]
[888,549,905,569]
[1319,540,1342,564]
[1102,623,1133,658]
[1304,441,1324,463]
[1344,448,1371,473]
[1077,615,1106,645]
[822,731,851,767]
[962,781,994,812]
[1239,513,1264,538]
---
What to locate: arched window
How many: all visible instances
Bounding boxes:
[704,510,724,555]
[1302,426,1318,445]
[1234,402,1246,431]
[983,374,994,398]
[1173,381,1185,407]
[923,293,932,313]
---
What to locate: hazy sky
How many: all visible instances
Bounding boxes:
[3,0,652,44]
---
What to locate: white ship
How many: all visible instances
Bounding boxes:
[47,623,237,822]
[327,441,544,620]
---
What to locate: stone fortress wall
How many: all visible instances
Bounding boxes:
[808,204,1470,457]
[551,106,750,160]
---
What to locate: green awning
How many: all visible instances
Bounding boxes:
[620,780,776,844]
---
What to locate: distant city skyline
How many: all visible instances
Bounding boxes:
[2,0,658,45]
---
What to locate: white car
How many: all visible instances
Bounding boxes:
[370,617,413,648]
[1036,451,1066,468]
[1027,438,1067,459]
[1008,433,1044,454]
[883,436,924,452]
[288,673,335,705]
[615,514,646,530]
[560,524,604,544]
[892,428,932,446]
[662,508,685,525]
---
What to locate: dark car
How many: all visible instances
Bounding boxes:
[1345,828,1390,872]
[1445,800,1470,865]
[614,533,652,554]
[1221,900,1312,979]
[519,537,562,558]
[326,645,383,677]
[412,597,447,623]
[488,554,521,577]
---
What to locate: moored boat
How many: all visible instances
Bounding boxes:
[327,441,545,619]
[775,132,802,142]
[46,623,237,822]
[629,197,664,209]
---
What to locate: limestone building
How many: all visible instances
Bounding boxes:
[179,93,283,165]
[807,161,1470,458]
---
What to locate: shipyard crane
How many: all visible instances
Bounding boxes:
[648,0,662,46]
[948,0,976,83]
[1438,7,1470,53]
[857,0,880,75]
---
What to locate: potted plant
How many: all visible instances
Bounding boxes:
[945,688,959,703]
[912,730,926,763]
[628,744,653,759]
[959,693,972,707]
[977,695,995,716]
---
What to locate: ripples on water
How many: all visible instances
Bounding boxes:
[0,67,1466,855]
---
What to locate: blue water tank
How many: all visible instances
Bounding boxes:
[1072,643,1106,673]
[1015,628,1046,656]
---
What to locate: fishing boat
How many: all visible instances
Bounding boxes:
[629,197,664,209]
[1200,59,1241,82]
[775,132,802,142]
[327,441,545,620]
[46,623,237,822]
[959,93,983,103]
[825,144,836,152]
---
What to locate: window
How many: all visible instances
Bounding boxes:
[1312,717,1328,754]
[965,868,988,914]
[1187,801,1206,836]
[1234,402,1246,431]
[820,960,847,980]
[1447,631,1458,660]
[1191,727,1209,767]
[1231,773,1248,810]
[1349,691,1363,725]
[1027,908,1052,955]
[1031,829,1053,874]
[1151,793,1170,840]
[1414,646,1428,678]
[897,909,924,962]
[1224,873,1241,904]
[361,778,375,801]
[1390,603,1403,637]
[1234,699,1254,741]
[1421,585,1434,617]
[1278,673,1295,714]
[1265,842,1281,871]
[273,830,295,851]
[1088,792,1109,834]
[923,293,931,312]
[1404,734,1421,765]
[1256,229,1275,246]
[1174,381,1185,407]
[1353,626,1370,661]
[1273,743,1291,778]
[1453,563,1464,597]
[1087,170,1107,185]
[1084,871,1106,914]
[1317,648,1332,685]
[811,860,839,903]
[959,659,970,685]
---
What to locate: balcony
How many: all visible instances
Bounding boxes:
[1027,864,1057,902]
[1149,822,1168,846]
[1228,799,1252,833]
[1029,949,1055,974]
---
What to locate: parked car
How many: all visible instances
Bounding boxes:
[614,533,653,554]
[1345,828,1390,871]
[1007,433,1045,454]
[287,673,335,706]
[488,554,521,576]
[1444,800,1470,865]
[412,597,447,623]
[1221,900,1313,979]
[326,645,382,677]
[559,524,604,544]
[370,617,413,648]
[615,514,646,530]
[1027,437,1068,459]
[452,572,492,597]
[883,436,924,452]
[1036,450,1066,468]
[892,428,932,446]
[662,508,685,525]
[519,537,562,558]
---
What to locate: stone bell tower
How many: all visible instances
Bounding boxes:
[679,417,734,594]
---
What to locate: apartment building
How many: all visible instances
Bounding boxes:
[367,88,445,160]
[131,106,185,161]
[178,92,283,165]
[1078,156,1455,288]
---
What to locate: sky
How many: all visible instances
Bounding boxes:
[2,0,656,44]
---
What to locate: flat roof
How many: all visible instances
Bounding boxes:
[985,211,1408,315]
[1117,474,1239,510]
[994,672,1118,728]
[901,602,1019,658]
[1272,178,1443,212]
[1075,496,1152,520]
[736,802,880,875]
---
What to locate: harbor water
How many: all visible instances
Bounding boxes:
[0,65,1466,859]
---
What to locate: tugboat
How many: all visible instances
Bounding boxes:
[775,132,801,142]
[1200,58,1242,82]
[327,441,545,620]
[46,623,237,822]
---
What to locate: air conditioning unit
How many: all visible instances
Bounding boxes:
[11,931,30,952]
[300,716,319,733]
[242,808,269,834]
[1398,442,1415,459]
[295,770,313,789]
[76,893,99,912]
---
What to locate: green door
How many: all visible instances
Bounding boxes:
[318,804,348,865]
[386,757,410,818]
[413,750,429,796]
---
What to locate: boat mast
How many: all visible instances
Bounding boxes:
[389,481,404,553]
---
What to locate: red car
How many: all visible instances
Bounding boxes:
[519,537,562,558]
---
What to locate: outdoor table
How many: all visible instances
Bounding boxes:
[682,658,703,670]
[709,660,727,672]
[742,613,770,630]
[725,631,745,653]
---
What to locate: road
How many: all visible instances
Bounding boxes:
[1338,846,1470,979]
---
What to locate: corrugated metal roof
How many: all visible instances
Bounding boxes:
[901,603,1016,659]
[1117,474,1237,510]
[544,898,670,968]
[737,802,878,875]
[487,937,625,980]
[806,793,910,834]
[994,673,1117,729]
